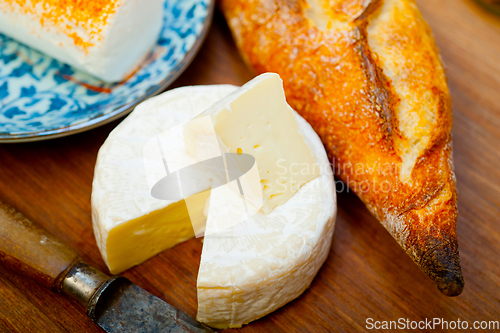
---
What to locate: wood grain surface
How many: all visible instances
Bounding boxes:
[0,0,499,332]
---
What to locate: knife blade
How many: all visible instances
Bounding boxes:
[0,200,212,332]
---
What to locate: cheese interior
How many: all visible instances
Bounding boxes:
[105,190,210,274]
[201,73,320,213]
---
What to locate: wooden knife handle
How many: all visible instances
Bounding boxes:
[0,200,81,291]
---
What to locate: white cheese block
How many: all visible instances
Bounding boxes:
[92,75,336,328]
[0,0,163,82]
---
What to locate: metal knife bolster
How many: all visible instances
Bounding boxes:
[61,261,117,318]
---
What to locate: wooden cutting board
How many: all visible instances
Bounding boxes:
[1,0,499,331]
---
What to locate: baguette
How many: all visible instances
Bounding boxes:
[220,0,464,296]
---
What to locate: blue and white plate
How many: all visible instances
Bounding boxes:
[0,0,215,142]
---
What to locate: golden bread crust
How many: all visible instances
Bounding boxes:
[221,0,463,296]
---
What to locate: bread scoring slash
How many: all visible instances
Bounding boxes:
[221,0,464,296]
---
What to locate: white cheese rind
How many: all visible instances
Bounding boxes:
[0,0,163,82]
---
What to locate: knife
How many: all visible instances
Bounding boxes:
[0,200,213,333]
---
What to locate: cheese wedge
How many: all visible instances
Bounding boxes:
[92,74,336,327]
[0,0,163,82]
[197,106,336,328]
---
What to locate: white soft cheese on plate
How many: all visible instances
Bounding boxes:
[0,0,163,82]
[91,73,337,328]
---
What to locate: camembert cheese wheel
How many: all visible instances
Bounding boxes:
[92,74,336,328]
